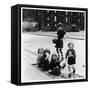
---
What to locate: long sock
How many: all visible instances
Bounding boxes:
[72,67,76,74]
[60,48,63,59]
[56,48,59,54]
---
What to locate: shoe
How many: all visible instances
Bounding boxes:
[61,56,64,60]
[68,74,72,78]
[73,69,76,74]
[62,63,66,69]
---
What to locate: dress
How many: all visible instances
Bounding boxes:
[49,59,60,70]
[55,39,63,48]
[55,29,66,48]
[68,56,76,65]
[65,49,76,65]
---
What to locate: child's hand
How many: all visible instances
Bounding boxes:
[45,56,49,60]
[68,51,73,57]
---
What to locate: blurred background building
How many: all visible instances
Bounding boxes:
[22,9,85,32]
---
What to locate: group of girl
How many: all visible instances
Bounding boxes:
[37,23,76,78]
[37,41,76,78]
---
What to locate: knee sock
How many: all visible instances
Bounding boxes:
[72,67,76,74]
[60,48,63,57]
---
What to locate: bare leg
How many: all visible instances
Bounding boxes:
[68,65,76,78]
[68,65,72,78]
[72,65,76,75]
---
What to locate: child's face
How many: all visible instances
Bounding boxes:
[45,52,50,57]
[39,53,43,56]
[39,51,43,54]
[58,27,62,30]
[52,55,57,60]
[68,43,74,49]
[39,49,43,54]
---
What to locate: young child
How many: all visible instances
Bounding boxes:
[53,23,66,60]
[49,54,66,76]
[37,48,44,67]
[49,54,60,70]
[65,42,76,78]
[40,49,50,71]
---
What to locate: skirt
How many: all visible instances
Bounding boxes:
[55,39,63,48]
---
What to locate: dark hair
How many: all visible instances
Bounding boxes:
[57,23,64,28]
[44,49,50,55]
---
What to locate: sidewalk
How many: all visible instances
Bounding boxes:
[21,57,51,82]
[21,33,85,82]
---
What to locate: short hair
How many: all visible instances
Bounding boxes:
[68,42,74,48]
[57,22,64,28]
[44,49,50,54]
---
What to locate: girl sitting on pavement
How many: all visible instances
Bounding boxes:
[40,49,51,71]
[37,48,44,67]
[49,53,66,76]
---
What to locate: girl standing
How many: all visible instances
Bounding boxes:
[65,42,76,78]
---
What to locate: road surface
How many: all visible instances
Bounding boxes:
[21,32,86,83]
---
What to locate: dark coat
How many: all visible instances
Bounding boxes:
[57,29,66,39]
[55,29,66,48]
[40,55,50,71]
[65,49,76,65]
[49,58,60,70]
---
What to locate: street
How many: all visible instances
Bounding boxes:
[21,31,86,82]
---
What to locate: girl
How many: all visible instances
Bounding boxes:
[49,54,66,75]
[53,23,66,60]
[49,54,60,70]
[40,49,50,71]
[37,48,44,67]
[65,42,76,78]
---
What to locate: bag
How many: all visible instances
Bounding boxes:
[52,38,58,44]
